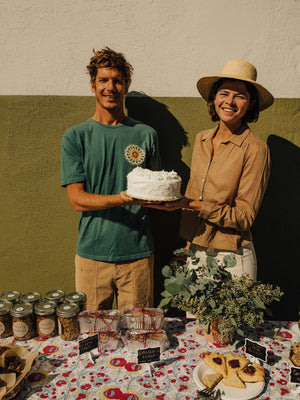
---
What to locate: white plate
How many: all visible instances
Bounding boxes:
[193,361,265,400]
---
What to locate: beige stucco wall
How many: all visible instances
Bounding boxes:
[0,0,299,319]
[1,0,299,97]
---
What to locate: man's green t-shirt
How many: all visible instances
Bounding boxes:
[61,117,161,262]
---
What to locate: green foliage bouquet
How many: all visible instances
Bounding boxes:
[159,248,283,342]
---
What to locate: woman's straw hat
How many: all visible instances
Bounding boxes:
[197,59,274,111]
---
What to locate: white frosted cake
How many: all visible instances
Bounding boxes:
[126,167,181,201]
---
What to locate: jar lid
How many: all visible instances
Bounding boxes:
[65,292,87,304]
[21,292,42,304]
[0,300,12,315]
[1,291,21,303]
[10,303,33,317]
[35,301,57,316]
[44,290,65,302]
[56,303,79,317]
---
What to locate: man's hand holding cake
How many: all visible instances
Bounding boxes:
[124,167,202,212]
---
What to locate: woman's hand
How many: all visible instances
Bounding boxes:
[143,196,191,211]
[143,196,203,212]
[119,191,163,206]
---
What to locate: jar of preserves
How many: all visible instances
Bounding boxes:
[0,300,12,339]
[45,290,65,305]
[57,303,80,340]
[11,303,34,341]
[21,292,42,306]
[35,301,57,339]
[1,291,21,304]
[65,292,87,311]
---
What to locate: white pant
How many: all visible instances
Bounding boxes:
[189,242,257,281]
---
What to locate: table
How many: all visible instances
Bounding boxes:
[2,319,300,400]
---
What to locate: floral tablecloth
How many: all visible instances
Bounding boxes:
[2,319,300,400]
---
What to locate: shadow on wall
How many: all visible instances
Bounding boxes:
[125,92,190,306]
[253,135,300,321]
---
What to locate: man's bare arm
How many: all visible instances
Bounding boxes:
[66,182,141,212]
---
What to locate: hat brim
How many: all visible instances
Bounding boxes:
[197,74,274,111]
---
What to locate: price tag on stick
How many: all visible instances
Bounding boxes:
[79,334,99,355]
[245,339,267,362]
[290,367,300,384]
[137,347,160,364]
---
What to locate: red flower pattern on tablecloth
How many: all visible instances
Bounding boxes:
[125,362,141,372]
[280,388,290,396]
[279,331,293,339]
[56,380,67,387]
[179,384,188,392]
[43,345,59,354]
[28,372,46,382]
[277,378,288,385]
[1,319,297,400]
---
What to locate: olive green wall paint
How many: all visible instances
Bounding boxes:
[0,95,299,319]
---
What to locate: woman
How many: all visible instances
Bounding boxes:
[147,59,273,280]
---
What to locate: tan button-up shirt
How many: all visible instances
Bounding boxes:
[180,125,271,251]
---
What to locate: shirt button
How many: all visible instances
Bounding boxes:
[202,178,205,182]
[199,196,202,200]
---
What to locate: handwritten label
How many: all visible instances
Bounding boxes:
[137,347,160,364]
[245,339,267,362]
[79,334,98,355]
[290,367,300,384]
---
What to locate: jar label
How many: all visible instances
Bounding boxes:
[58,320,62,335]
[0,322,5,335]
[39,318,55,335]
[13,321,28,337]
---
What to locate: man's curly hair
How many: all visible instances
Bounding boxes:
[87,47,133,90]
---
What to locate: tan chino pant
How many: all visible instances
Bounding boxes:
[75,254,154,312]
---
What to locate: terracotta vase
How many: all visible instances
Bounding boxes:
[202,320,234,345]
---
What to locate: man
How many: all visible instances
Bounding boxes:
[61,47,161,311]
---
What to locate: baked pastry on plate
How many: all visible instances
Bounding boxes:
[238,364,265,382]
[203,351,227,377]
[222,371,246,389]
[203,373,223,389]
[226,352,250,375]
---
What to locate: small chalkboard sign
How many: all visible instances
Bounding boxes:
[290,367,300,384]
[245,339,267,362]
[137,347,160,364]
[79,334,99,355]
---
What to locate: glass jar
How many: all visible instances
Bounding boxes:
[0,300,13,339]
[21,292,42,306]
[57,303,80,340]
[1,291,21,304]
[65,292,87,311]
[45,290,65,305]
[11,303,34,341]
[35,301,57,339]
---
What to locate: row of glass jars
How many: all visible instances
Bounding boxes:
[0,290,86,308]
[0,290,86,341]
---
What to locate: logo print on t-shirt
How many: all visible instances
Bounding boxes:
[124,144,145,166]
